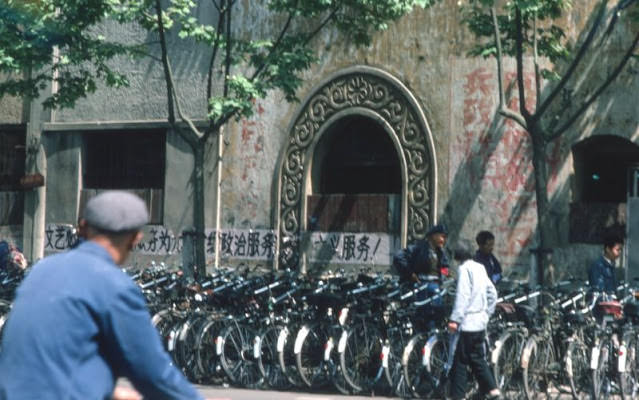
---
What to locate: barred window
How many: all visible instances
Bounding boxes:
[82,130,165,224]
[0,126,26,225]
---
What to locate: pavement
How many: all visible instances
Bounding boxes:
[117,379,398,399]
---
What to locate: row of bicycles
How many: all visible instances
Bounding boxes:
[0,263,25,335]
[131,263,639,400]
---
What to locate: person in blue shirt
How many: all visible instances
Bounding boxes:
[473,231,502,284]
[588,233,624,295]
[0,191,206,400]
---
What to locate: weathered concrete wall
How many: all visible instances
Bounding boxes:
[43,132,82,223]
[7,1,639,280]
[0,73,24,123]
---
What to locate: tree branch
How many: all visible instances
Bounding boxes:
[303,6,339,47]
[533,10,541,111]
[154,0,201,147]
[492,6,528,130]
[207,0,226,109]
[250,10,294,81]
[533,0,608,121]
[515,6,531,121]
[222,0,232,98]
[548,29,639,141]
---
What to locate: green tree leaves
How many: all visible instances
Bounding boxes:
[0,0,137,108]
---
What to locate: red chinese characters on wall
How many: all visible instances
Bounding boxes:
[453,67,563,264]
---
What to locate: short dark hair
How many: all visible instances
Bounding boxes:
[603,233,624,250]
[476,230,495,246]
[453,241,473,262]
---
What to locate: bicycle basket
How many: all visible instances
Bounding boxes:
[595,301,623,319]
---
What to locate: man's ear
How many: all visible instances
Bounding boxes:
[128,231,144,251]
[77,219,89,239]
[129,231,144,251]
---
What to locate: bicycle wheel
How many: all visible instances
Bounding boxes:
[295,324,331,388]
[620,330,638,400]
[403,332,436,398]
[384,326,412,399]
[175,314,208,381]
[492,328,526,398]
[592,336,627,400]
[194,316,226,382]
[565,337,592,400]
[277,324,305,388]
[328,330,355,395]
[339,321,384,393]
[522,335,557,400]
[219,322,263,388]
[426,332,455,399]
[0,300,10,350]
[257,324,292,390]
[152,309,184,363]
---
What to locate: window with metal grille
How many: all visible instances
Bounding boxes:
[82,130,165,224]
[0,126,26,225]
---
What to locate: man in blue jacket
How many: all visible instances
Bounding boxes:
[588,233,624,295]
[0,191,205,400]
[473,230,502,284]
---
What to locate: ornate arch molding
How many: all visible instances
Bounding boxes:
[275,66,438,268]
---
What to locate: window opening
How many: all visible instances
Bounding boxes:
[309,115,401,233]
[82,130,165,224]
[317,115,400,194]
[0,126,26,225]
[573,135,639,203]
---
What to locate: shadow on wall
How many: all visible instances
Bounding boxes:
[441,4,639,283]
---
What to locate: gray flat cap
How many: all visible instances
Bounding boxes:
[83,191,149,232]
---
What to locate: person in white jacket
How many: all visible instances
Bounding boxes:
[448,245,501,400]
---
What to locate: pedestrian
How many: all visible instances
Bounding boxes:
[392,223,450,284]
[392,224,451,327]
[588,232,624,296]
[0,191,207,400]
[447,243,501,400]
[473,230,503,284]
[0,240,27,273]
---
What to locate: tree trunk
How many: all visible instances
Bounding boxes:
[192,142,207,277]
[530,129,553,287]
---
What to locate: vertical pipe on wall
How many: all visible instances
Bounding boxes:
[22,60,52,263]
[214,127,224,270]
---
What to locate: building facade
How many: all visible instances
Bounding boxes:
[1,1,638,281]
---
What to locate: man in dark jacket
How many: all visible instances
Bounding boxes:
[0,191,206,400]
[392,223,450,284]
[392,224,450,326]
[588,233,624,295]
[473,230,502,284]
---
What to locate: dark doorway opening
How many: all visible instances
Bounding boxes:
[316,115,400,195]
[309,115,401,233]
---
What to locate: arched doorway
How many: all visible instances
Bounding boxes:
[307,114,402,234]
[275,66,437,270]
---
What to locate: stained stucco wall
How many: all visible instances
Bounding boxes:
[7,1,639,277]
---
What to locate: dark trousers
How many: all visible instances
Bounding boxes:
[449,330,497,400]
